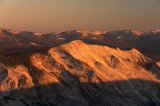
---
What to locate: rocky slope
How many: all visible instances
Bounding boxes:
[0,40,160,106]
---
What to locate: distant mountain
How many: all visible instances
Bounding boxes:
[102,29,160,52]
[0,28,160,59]
[0,28,51,52]
[0,40,160,106]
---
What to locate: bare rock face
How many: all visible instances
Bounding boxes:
[0,65,34,91]
[0,40,160,106]
[157,62,160,67]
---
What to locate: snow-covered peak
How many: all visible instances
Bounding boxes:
[9,30,20,35]
[77,30,106,36]
[130,30,143,35]
[107,30,143,36]
[0,28,20,35]
[34,32,42,36]
[151,29,160,34]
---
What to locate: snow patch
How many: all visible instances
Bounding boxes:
[34,32,42,36]
[30,42,38,46]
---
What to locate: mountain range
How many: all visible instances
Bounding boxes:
[0,28,160,106]
[0,28,160,60]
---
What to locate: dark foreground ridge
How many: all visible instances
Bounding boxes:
[0,79,160,106]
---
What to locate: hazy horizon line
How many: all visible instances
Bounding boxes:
[0,27,160,34]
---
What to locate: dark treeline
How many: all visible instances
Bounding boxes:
[0,48,50,76]
[0,52,31,66]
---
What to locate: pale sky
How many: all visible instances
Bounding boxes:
[0,0,160,33]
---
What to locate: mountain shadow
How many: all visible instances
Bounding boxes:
[0,79,160,106]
